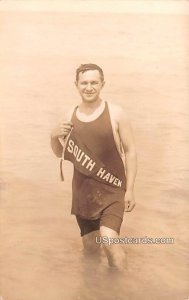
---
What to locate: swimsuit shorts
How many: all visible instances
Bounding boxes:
[76,201,124,236]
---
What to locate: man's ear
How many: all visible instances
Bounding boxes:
[102,81,105,88]
[74,81,78,87]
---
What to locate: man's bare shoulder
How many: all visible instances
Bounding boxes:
[66,107,75,121]
[60,106,75,122]
[108,102,130,124]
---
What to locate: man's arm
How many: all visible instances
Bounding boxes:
[118,107,137,212]
[50,108,74,158]
[50,135,64,158]
[50,121,73,158]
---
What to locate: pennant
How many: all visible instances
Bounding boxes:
[63,130,124,189]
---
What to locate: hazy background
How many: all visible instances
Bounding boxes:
[0,1,189,300]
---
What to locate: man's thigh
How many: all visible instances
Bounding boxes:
[100,213,123,235]
[76,215,100,236]
[100,225,126,269]
[76,216,101,252]
[76,213,123,237]
[82,230,101,252]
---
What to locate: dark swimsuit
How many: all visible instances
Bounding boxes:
[63,102,126,235]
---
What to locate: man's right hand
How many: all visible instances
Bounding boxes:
[51,121,73,139]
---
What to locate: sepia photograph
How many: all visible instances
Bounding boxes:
[0,1,189,299]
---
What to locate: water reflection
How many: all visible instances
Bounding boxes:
[74,249,131,300]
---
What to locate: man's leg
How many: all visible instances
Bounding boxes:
[82,230,101,254]
[76,216,101,254]
[100,225,126,270]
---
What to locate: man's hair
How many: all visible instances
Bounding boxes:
[76,63,104,82]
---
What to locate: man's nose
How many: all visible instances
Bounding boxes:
[86,83,93,91]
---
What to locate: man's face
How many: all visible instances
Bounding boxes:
[75,70,105,103]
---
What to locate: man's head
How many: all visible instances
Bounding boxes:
[75,63,105,103]
[76,63,104,82]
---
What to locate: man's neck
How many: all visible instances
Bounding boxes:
[79,98,103,114]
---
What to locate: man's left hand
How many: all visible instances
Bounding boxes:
[124,190,136,212]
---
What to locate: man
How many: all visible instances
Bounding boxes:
[50,63,137,270]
